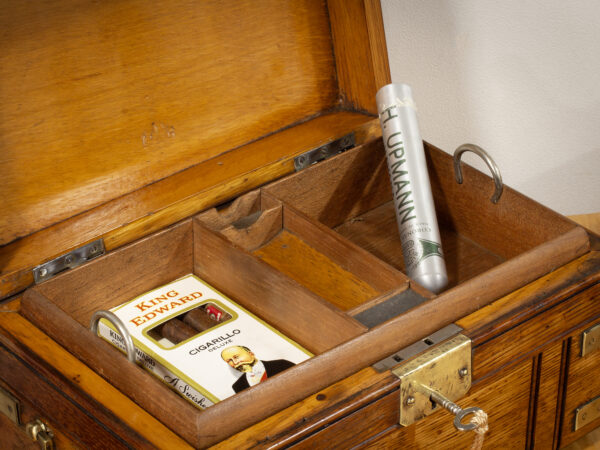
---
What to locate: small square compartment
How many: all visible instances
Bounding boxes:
[194,189,422,319]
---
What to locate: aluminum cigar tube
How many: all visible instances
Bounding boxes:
[376,83,448,293]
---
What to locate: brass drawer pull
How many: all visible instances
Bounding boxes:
[454,144,503,204]
[90,310,137,363]
[26,419,54,450]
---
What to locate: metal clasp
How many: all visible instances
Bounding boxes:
[393,334,474,427]
[453,144,503,204]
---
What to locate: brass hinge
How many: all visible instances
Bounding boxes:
[0,385,20,425]
[574,395,600,431]
[33,239,105,283]
[581,323,600,357]
[294,132,355,171]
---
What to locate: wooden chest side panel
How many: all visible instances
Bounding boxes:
[559,315,600,447]
[0,378,93,449]
[0,344,130,449]
[0,0,338,246]
[465,282,600,381]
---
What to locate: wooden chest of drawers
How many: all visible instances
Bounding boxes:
[1,1,598,448]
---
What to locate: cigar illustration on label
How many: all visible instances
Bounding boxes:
[158,303,232,345]
[161,318,197,344]
[376,83,448,293]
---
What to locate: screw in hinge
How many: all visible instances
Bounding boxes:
[39,268,48,278]
[406,396,416,406]
[458,367,469,378]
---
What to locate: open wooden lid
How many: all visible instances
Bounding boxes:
[0,0,390,298]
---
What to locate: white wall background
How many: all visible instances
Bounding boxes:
[380,0,600,215]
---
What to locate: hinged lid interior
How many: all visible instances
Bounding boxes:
[0,0,390,297]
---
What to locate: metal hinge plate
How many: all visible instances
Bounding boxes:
[373,324,463,372]
[392,334,472,427]
[581,323,600,357]
[574,395,600,431]
[294,132,355,171]
[33,239,105,283]
[0,385,20,425]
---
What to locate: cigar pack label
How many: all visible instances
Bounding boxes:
[96,274,312,409]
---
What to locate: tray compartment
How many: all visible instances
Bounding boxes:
[263,138,587,294]
[196,190,412,313]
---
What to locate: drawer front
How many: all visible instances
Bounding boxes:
[324,358,532,450]
[0,379,81,449]
[0,342,130,449]
[560,310,600,446]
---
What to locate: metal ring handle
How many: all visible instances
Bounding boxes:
[453,406,482,432]
[453,144,503,204]
[90,310,137,363]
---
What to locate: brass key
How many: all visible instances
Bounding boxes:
[421,385,484,431]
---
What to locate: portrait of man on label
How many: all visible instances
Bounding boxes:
[221,345,295,393]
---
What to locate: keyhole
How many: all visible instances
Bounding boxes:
[430,398,437,410]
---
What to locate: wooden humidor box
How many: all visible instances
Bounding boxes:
[1,1,599,448]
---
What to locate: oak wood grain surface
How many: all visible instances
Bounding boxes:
[280,201,410,294]
[0,112,378,300]
[464,282,600,381]
[532,339,566,449]
[254,230,381,311]
[0,0,338,246]
[334,200,506,289]
[328,0,391,113]
[193,220,368,353]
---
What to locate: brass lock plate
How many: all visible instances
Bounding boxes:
[581,323,600,357]
[0,385,21,424]
[574,395,600,431]
[392,334,471,427]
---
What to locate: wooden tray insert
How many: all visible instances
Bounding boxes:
[263,138,584,293]
[195,190,411,312]
[19,138,590,448]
